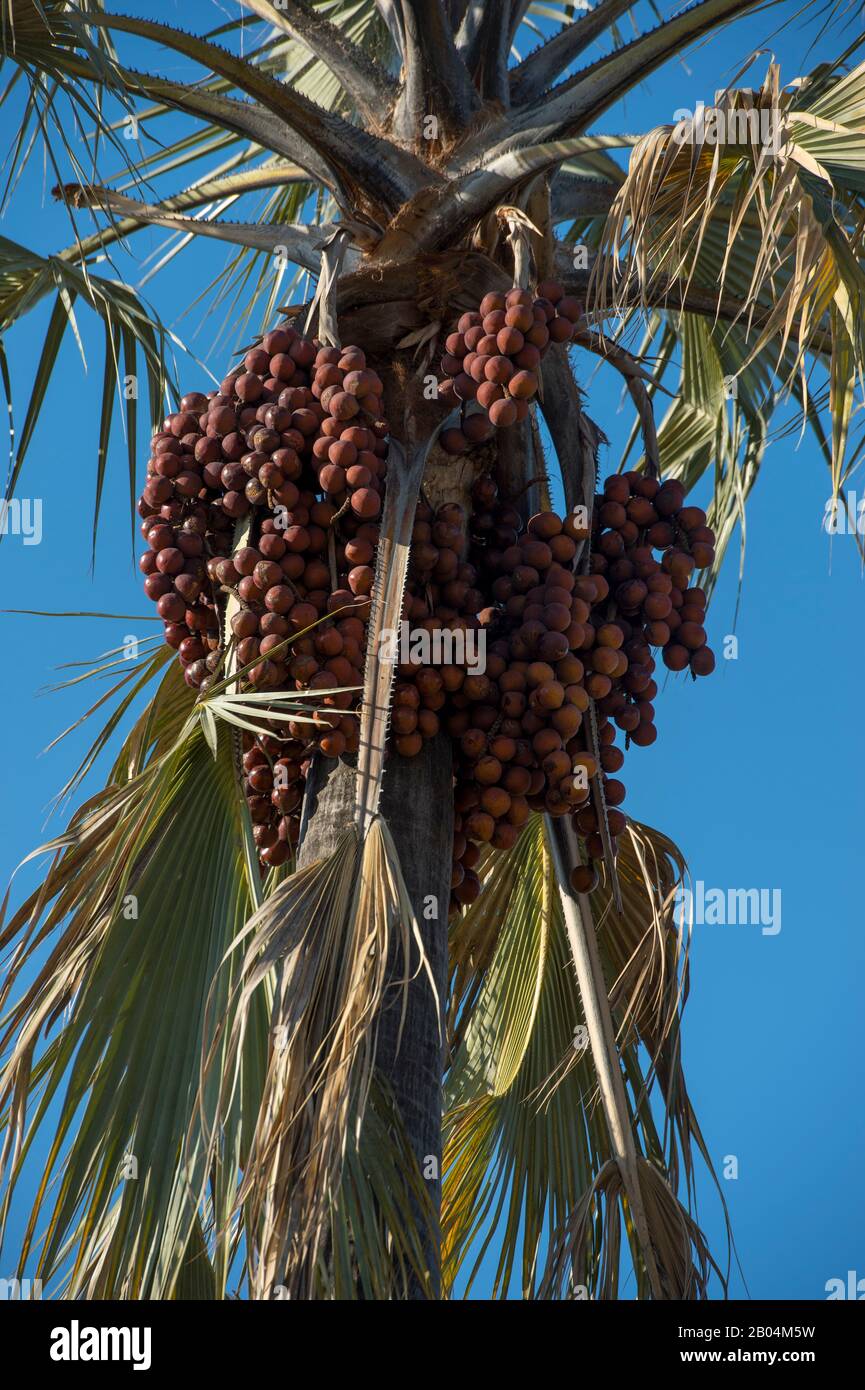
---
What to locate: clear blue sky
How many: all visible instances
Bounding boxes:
[0,1,862,1299]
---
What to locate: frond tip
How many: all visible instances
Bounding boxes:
[540,1156,722,1300]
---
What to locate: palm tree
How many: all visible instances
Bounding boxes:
[0,0,862,1300]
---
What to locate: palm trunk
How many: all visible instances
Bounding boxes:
[297,735,454,1294]
[293,283,530,1296]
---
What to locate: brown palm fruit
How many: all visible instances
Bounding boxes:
[690,542,715,569]
[596,778,623,808]
[509,369,538,400]
[654,479,686,516]
[570,862,599,894]
[677,621,707,650]
[465,810,495,843]
[690,646,716,676]
[475,754,503,786]
[598,745,623,774]
[584,832,606,861]
[662,643,690,671]
[570,750,597,782]
[489,398,518,427]
[546,314,573,343]
[614,705,640,733]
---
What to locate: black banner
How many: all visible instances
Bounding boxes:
[1,1296,860,1376]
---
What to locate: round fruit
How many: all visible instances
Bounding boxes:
[570,863,598,894]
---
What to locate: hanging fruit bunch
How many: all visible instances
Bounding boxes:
[137,322,387,864]
[452,471,715,906]
[136,282,716,899]
[437,282,584,455]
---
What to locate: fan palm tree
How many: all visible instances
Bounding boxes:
[0,0,863,1300]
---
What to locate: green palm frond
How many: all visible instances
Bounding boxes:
[618,314,770,595]
[33,2,389,349]
[448,816,552,1106]
[0,231,187,552]
[0,0,138,199]
[443,822,598,1299]
[40,629,170,803]
[0,680,256,1297]
[190,177,324,347]
[443,813,718,1300]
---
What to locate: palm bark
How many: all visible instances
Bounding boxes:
[297,738,454,1295]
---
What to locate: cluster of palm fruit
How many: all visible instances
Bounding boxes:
[442,483,609,907]
[445,471,718,906]
[437,281,584,455]
[136,323,389,864]
[138,326,389,684]
[447,492,590,906]
[589,470,716,683]
[137,302,716,892]
[390,499,483,755]
[309,344,388,519]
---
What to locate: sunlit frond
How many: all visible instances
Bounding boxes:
[592,60,865,492]
[443,813,721,1300]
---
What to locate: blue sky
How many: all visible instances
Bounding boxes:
[0,1,862,1299]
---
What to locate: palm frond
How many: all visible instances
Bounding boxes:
[0,690,257,1298]
[591,62,865,482]
[0,232,186,552]
[0,0,138,200]
[327,1075,439,1299]
[60,182,341,271]
[568,56,865,587]
[539,1155,719,1299]
[208,817,431,1299]
[624,313,770,594]
[393,0,480,138]
[55,162,310,266]
[448,816,552,1106]
[443,814,720,1299]
[74,10,428,211]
